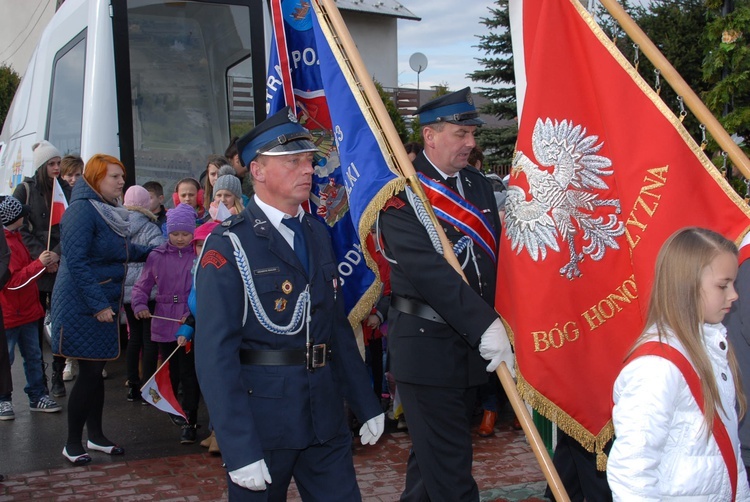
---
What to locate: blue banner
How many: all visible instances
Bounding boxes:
[265,0,402,323]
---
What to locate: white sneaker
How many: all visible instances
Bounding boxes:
[62,359,76,381]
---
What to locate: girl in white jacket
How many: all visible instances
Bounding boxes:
[608,227,750,501]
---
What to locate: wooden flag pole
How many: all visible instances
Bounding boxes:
[139,344,181,392]
[496,363,569,500]
[150,314,185,323]
[599,0,750,178]
[46,192,54,251]
[314,1,570,500]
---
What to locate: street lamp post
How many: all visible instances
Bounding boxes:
[409,52,428,109]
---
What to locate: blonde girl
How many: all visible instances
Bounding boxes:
[607,227,750,500]
[208,166,244,221]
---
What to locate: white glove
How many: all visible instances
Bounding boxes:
[479,318,515,376]
[359,413,385,445]
[228,459,272,491]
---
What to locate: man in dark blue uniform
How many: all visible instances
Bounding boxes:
[195,107,384,501]
[379,88,515,501]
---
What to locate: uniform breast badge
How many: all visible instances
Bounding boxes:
[274,298,288,312]
[281,280,293,295]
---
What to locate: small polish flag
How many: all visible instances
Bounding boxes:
[214,202,232,222]
[140,360,187,420]
[50,177,68,226]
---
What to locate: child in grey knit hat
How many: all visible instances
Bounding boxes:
[209,166,244,221]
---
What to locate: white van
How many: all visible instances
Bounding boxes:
[0,0,269,195]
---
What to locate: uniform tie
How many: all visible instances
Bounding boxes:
[445,176,459,193]
[282,216,309,275]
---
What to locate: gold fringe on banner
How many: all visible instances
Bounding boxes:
[516,370,614,470]
[346,178,407,330]
[505,321,614,471]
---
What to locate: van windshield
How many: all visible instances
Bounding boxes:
[123,0,260,193]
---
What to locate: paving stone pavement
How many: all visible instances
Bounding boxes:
[0,420,548,501]
[0,345,549,501]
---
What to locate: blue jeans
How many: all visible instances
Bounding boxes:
[6,321,46,403]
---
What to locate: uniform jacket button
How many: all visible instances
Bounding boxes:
[247,389,253,395]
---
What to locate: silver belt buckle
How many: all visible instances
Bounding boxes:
[308,343,327,370]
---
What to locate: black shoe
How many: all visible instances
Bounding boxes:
[87,440,124,455]
[50,372,66,398]
[127,386,142,402]
[168,413,187,427]
[180,424,197,444]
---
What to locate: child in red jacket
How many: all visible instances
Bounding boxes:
[0,196,61,417]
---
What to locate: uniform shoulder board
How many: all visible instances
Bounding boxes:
[221,214,244,227]
[383,196,406,211]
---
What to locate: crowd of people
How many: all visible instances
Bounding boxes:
[1,88,750,502]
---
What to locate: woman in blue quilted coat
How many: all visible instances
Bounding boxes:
[50,154,152,465]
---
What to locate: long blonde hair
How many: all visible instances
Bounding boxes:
[635,227,746,434]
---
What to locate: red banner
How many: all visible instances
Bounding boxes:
[501,0,750,457]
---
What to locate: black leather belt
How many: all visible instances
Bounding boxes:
[391,295,446,324]
[239,344,331,371]
[240,349,306,366]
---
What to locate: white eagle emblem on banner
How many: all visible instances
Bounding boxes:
[505,118,625,279]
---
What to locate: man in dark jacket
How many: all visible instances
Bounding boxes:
[379,88,514,501]
[12,141,72,398]
[196,107,384,501]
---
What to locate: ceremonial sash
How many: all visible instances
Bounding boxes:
[417,173,497,262]
[739,244,750,266]
[627,342,738,501]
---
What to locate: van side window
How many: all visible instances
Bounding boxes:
[47,31,86,155]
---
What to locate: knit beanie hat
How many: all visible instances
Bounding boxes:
[166,203,197,235]
[123,185,151,209]
[213,165,242,200]
[0,196,29,226]
[32,141,62,170]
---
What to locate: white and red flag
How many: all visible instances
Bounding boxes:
[501,0,750,460]
[140,357,186,421]
[50,177,68,226]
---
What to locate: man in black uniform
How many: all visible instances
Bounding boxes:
[379,87,515,501]
[195,107,384,501]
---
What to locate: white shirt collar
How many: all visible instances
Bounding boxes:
[253,195,303,230]
[253,195,302,249]
[423,152,459,181]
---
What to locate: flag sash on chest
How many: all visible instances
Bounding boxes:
[418,173,497,262]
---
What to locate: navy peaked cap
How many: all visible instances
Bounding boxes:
[416,87,484,126]
[237,106,318,166]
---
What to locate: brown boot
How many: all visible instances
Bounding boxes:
[477,410,497,437]
[200,431,214,448]
[208,433,221,454]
